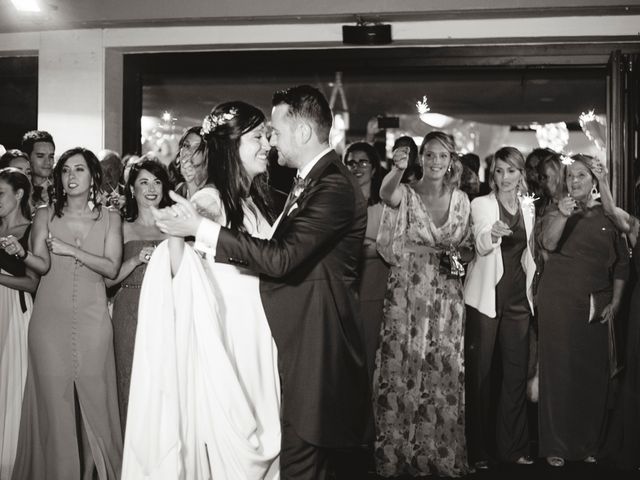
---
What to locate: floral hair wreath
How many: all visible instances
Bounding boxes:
[201,107,238,136]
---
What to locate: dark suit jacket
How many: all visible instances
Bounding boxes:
[214,150,370,448]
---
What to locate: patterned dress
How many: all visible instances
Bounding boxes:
[374,186,472,477]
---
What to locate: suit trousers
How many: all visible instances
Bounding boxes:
[465,304,531,463]
[281,415,370,480]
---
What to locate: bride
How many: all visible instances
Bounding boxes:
[122,102,281,479]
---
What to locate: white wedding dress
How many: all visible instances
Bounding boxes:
[122,187,281,480]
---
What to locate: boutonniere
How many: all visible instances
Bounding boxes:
[518,192,538,216]
[291,176,312,199]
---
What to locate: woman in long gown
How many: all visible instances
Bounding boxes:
[12,148,123,480]
[537,154,629,467]
[0,168,37,480]
[123,101,281,479]
[374,131,472,477]
[107,159,170,432]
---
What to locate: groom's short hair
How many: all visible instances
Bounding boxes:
[272,85,333,144]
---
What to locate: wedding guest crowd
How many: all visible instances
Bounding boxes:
[0,104,639,480]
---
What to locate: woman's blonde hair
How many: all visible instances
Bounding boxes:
[489,146,528,194]
[419,131,462,189]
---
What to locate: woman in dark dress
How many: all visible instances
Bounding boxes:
[107,159,171,432]
[537,154,629,467]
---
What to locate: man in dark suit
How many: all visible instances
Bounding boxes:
[155,85,370,479]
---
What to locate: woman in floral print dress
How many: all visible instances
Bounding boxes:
[374,131,472,477]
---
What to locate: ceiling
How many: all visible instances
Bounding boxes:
[0,0,635,33]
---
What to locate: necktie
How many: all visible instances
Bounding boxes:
[282,175,308,216]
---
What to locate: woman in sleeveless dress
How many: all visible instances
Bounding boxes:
[107,159,170,432]
[0,168,37,480]
[123,101,281,479]
[12,148,123,480]
[374,131,472,477]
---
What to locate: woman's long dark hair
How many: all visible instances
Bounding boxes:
[0,167,31,222]
[203,101,274,232]
[171,126,206,186]
[123,159,173,222]
[52,147,103,218]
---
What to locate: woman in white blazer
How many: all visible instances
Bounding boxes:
[463,147,536,469]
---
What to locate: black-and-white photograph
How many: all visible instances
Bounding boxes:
[0,1,639,479]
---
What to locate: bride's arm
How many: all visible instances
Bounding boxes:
[167,187,224,276]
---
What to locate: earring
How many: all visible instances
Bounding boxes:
[447,163,452,174]
[590,184,600,200]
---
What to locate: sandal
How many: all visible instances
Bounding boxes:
[546,456,565,467]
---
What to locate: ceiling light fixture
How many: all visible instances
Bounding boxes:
[10,0,41,12]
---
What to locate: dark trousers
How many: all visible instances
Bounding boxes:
[465,304,531,463]
[281,416,369,480]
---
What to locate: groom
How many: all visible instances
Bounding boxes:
[156,85,370,479]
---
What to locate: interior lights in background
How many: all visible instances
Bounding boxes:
[330,112,349,151]
[10,0,41,12]
[531,122,569,153]
[579,109,607,151]
[416,95,455,129]
[140,112,180,165]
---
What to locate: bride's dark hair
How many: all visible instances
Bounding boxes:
[203,101,274,232]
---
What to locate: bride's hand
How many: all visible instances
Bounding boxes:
[152,191,204,238]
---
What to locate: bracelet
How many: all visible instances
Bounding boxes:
[16,249,28,260]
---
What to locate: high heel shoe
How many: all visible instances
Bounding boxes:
[546,456,565,467]
[583,455,597,464]
[474,460,489,470]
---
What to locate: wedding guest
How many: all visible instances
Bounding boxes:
[464,147,536,468]
[534,150,562,217]
[524,148,555,200]
[174,126,207,199]
[122,154,141,184]
[0,150,31,176]
[537,154,629,467]
[0,168,36,479]
[343,141,388,383]
[12,147,123,480]
[99,150,125,209]
[374,131,472,477]
[106,159,170,432]
[588,162,640,471]
[460,153,481,200]
[21,130,55,207]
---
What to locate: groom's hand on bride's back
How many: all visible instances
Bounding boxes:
[152,190,206,237]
